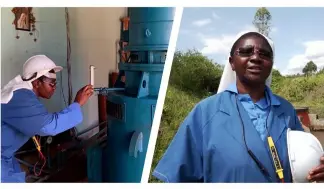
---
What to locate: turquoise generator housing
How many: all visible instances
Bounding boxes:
[86,7,175,183]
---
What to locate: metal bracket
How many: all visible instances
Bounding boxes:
[137,72,149,98]
[145,28,152,37]
[129,131,143,158]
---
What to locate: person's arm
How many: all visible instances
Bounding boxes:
[2,89,83,137]
[37,102,83,136]
[2,85,93,137]
[152,104,204,183]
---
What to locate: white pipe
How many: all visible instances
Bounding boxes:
[90,65,95,86]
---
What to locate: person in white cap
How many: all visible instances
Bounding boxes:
[1,55,94,183]
[153,31,324,183]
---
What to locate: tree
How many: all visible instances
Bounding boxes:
[302,61,317,76]
[253,7,272,37]
[170,50,223,96]
[271,68,283,92]
[272,68,282,78]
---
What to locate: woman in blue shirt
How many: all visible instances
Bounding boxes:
[1,55,94,182]
[152,31,324,183]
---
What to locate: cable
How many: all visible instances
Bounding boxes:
[60,71,67,107]
[65,8,72,105]
[65,7,76,137]
[236,92,285,183]
[33,151,46,177]
[235,96,273,182]
[263,92,285,183]
[32,136,47,176]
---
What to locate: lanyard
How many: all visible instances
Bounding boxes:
[235,93,284,183]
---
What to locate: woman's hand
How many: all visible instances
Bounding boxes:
[307,155,324,182]
[74,85,94,106]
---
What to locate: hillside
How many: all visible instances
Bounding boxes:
[272,72,324,117]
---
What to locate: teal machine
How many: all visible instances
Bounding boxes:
[86,7,175,183]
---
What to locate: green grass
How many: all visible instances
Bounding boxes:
[273,73,324,117]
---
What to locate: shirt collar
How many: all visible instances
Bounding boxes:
[225,82,281,106]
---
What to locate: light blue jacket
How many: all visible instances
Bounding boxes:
[1,89,83,183]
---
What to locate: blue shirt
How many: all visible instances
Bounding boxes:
[1,88,83,183]
[226,83,280,141]
[152,85,304,183]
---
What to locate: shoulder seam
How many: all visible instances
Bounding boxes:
[199,94,222,131]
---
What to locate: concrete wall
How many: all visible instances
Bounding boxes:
[67,7,127,138]
[1,7,127,139]
[1,7,67,112]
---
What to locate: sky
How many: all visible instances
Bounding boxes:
[176,7,324,75]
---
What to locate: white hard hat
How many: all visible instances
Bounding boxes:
[22,55,63,80]
[287,128,324,182]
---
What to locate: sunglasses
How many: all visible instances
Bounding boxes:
[235,45,273,60]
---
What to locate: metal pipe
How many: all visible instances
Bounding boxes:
[80,128,108,150]
[15,149,38,155]
[94,87,125,92]
[76,121,108,137]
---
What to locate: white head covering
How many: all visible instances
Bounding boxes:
[217,31,275,94]
[1,55,63,104]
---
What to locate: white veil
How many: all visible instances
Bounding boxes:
[216,31,275,94]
